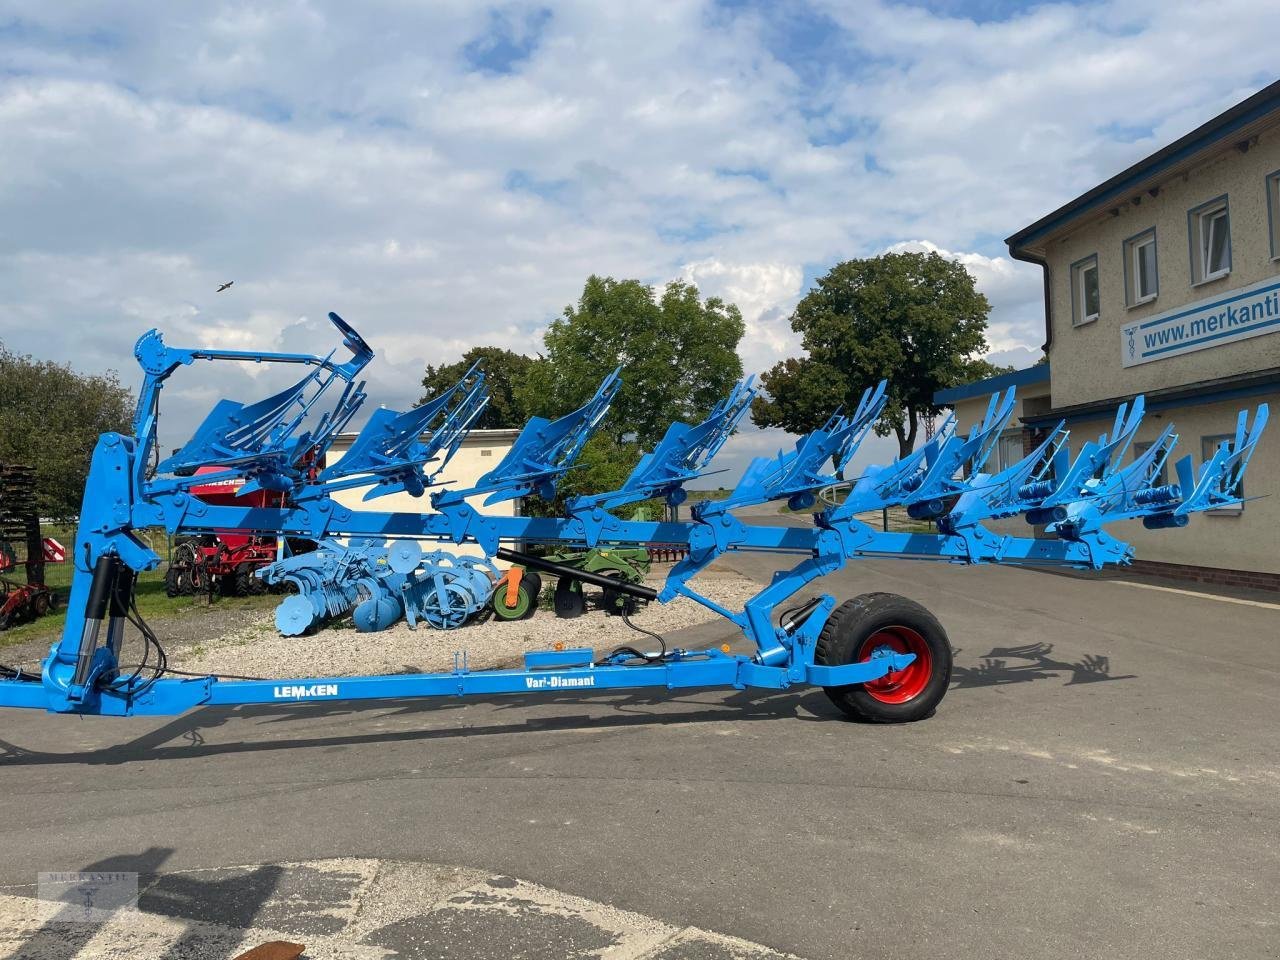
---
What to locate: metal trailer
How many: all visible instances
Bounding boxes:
[0,313,1266,723]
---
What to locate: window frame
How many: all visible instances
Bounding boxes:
[1188,195,1231,286]
[1070,253,1100,327]
[1267,169,1280,262]
[1123,227,1159,307]
[1131,440,1168,488]
[1200,434,1244,515]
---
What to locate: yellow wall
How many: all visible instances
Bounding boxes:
[325,429,518,560]
[1041,125,1280,408]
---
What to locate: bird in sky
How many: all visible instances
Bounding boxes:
[216,281,234,292]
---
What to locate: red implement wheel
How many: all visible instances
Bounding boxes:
[815,592,952,723]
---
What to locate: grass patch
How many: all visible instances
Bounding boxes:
[1,556,278,649]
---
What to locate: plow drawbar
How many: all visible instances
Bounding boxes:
[0,312,1266,722]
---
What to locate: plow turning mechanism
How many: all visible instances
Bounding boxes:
[0,312,1267,722]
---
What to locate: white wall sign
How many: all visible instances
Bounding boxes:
[1121,276,1280,367]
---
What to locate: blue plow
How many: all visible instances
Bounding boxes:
[0,313,1266,723]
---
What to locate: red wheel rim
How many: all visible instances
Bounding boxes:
[857,626,932,704]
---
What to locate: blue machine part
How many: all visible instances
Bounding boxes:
[316,360,489,500]
[1,314,1268,720]
[256,539,496,635]
[434,369,622,507]
[568,375,756,513]
[401,552,499,629]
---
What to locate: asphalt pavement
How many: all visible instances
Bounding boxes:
[1,511,1277,959]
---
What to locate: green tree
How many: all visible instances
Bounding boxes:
[752,252,1008,458]
[0,342,134,521]
[515,275,745,514]
[519,432,655,518]
[519,276,745,448]
[419,346,534,430]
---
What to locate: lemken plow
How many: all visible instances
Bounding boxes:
[0,313,1267,722]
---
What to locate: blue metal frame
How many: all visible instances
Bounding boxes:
[0,313,1266,718]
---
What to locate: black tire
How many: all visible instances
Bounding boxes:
[553,577,585,619]
[815,592,952,723]
[235,563,267,597]
[492,570,542,621]
[169,540,205,596]
[165,563,185,597]
[31,590,51,618]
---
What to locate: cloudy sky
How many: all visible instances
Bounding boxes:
[2,0,1277,477]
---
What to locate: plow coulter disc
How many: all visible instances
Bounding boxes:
[353,593,401,632]
[553,578,585,619]
[275,594,317,636]
[417,577,478,630]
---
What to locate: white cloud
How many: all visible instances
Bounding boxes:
[679,259,805,374]
[1,0,1276,468]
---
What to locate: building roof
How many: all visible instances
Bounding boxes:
[1021,366,1280,427]
[933,363,1050,406]
[331,427,520,445]
[1007,79,1280,253]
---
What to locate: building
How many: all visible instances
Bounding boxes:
[936,79,1280,589]
[325,428,520,558]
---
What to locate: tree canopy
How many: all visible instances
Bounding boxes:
[0,342,134,522]
[518,276,745,449]
[751,252,1008,458]
[419,346,534,430]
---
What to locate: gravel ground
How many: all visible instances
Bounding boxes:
[179,570,761,680]
[0,595,280,673]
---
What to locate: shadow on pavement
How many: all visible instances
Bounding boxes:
[9,846,285,960]
[952,641,1136,689]
[0,687,840,767]
[0,641,1135,766]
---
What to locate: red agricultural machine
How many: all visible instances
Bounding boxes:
[0,559,55,631]
[164,469,300,597]
[0,463,56,631]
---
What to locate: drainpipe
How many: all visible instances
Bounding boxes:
[1008,246,1053,356]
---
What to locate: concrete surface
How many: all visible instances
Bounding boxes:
[1,512,1278,959]
[0,858,796,959]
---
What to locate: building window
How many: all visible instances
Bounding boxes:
[1070,255,1100,326]
[480,449,493,457]
[1200,434,1243,514]
[1123,229,1158,306]
[994,430,1024,472]
[1268,170,1280,260]
[1132,441,1168,487]
[1188,196,1230,284]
